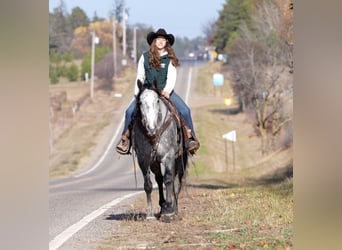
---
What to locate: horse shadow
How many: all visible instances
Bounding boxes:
[105,212,180,223]
[105,212,150,221]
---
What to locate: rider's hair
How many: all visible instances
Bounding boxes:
[148,40,180,70]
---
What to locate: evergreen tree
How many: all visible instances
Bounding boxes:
[70,7,90,30]
[49,0,73,54]
[213,0,253,52]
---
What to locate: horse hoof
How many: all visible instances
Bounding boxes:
[160,213,175,223]
[161,203,174,215]
[146,215,156,221]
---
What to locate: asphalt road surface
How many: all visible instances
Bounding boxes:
[49,60,203,250]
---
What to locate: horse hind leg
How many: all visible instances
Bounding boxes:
[173,174,181,215]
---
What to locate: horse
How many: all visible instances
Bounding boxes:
[131,80,188,219]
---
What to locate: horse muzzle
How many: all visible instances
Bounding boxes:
[146,125,157,136]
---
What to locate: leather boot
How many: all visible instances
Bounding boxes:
[184,126,200,154]
[116,129,131,154]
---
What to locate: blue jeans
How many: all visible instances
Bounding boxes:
[122,92,195,135]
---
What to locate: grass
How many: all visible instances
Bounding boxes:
[97,180,292,250]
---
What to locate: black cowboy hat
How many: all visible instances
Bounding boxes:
[146,28,175,46]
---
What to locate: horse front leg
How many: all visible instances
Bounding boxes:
[154,167,165,209]
[143,168,154,219]
[161,160,175,216]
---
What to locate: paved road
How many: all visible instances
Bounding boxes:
[49,60,203,250]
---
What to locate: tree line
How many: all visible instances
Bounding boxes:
[49,0,208,84]
[210,0,293,154]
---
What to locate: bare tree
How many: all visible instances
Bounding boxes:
[201,18,217,44]
[229,0,293,154]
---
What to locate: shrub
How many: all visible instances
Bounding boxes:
[81,46,110,80]
[49,65,59,84]
[66,63,79,82]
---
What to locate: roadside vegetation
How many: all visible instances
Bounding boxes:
[96,61,293,249]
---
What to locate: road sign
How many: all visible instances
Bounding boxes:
[222,130,236,142]
[222,130,237,171]
[213,73,224,86]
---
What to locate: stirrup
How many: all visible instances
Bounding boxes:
[116,139,131,155]
[188,138,200,154]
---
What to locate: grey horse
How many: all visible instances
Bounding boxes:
[132,80,188,219]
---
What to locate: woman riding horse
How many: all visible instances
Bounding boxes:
[116,28,200,155]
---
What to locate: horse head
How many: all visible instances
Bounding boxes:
[136,79,162,136]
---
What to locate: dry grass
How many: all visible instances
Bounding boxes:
[49,66,136,178]
[98,180,292,250]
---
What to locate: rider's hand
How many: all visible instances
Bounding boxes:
[161,90,170,99]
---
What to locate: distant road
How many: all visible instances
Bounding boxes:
[49,60,204,250]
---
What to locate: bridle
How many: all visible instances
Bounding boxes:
[136,87,174,145]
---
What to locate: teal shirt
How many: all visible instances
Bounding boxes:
[143,51,170,90]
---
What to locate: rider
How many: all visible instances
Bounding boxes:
[116,28,200,155]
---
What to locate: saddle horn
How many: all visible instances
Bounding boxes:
[152,78,158,90]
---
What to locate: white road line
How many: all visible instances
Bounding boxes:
[49,191,144,250]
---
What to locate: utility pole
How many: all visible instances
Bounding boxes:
[122,8,127,57]
[133,26,137,64]
[90,31,99,99]
[90,30,95,99]
[112,18,117,78]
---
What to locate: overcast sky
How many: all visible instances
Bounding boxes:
[49,0,226,38]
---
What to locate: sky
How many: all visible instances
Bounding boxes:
[49,0,226,38]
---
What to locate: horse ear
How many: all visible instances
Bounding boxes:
[137,79,143,90]
[152,78,158,89]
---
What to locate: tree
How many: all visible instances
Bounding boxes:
[201,18,217,45]
[71,20,121,57]
[213,0,253,52]
[70,7,90,30]
[228,0,293,154]
[110,0,127,23]
[92,11,105,22]
[81,46,110,80]
[49,0,73,54]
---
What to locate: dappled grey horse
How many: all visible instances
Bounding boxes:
[132,80,188,219]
